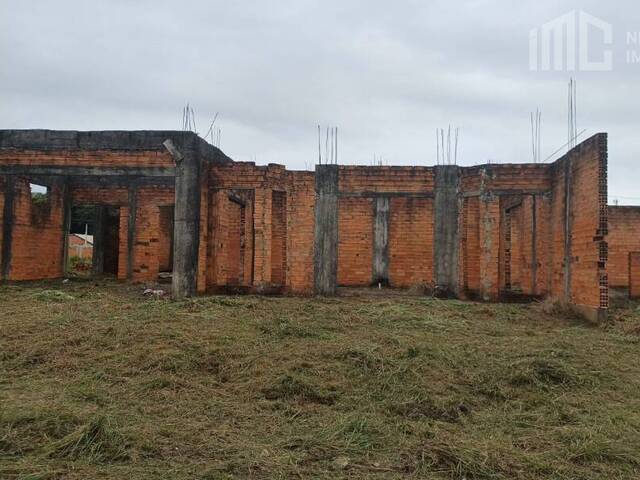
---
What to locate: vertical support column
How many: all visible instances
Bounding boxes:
[169,136,201,299]
[127,186,138,279]
[92,205,106,274]
[1,176,15,281]
[479,193,500,300]
[60,181,71,277]
[313,164,338,295]
[372,197,389,285]
[433,165,460,296]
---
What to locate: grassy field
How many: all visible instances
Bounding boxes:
[1,281,639,479]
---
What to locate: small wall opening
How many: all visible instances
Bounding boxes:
[67,205,120,277]
[102,207,120,276]
[29,182,49,203]
[29,182,51,225]
[68,205,95,275]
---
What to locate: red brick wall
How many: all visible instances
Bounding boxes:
[158,206,173,272]
[7,178,65,280]
[117,207,129,280]
[286,172,315,293]
[630,252,640,299]
[460,196,481,296]
[0,150,172,168]
[68,235,93,259]
[337,197,373,286]
[271,190,287,286]
[544,134,609,316]
[389,197,433,287]
[0,134,611,317]
[608,206,640,288]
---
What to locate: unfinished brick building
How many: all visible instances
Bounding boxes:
[0,130,614,321]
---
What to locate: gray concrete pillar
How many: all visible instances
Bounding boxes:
[313,164,339,295]
[167,137,201,299]
[372,197,389,285]
[433,165,460,296]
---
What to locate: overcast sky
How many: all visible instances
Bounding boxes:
[1,1,639,203]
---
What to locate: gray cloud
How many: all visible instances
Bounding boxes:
[1,0,639,202]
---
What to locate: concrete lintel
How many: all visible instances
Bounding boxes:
[338,191,434,199]
[461,188,549,198]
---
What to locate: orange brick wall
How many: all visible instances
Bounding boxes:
[271,190,287,286]
[0,133,613,317]
[337,197,373,286]
[630,252,640,299]
[286,172,315,293]
[6,178,65,280]
[460,196,481,295]
[68,235,93,259]
[0,149,172,168]
[158,206,173,272]
[389,197,433,287]
[608,207,640,288]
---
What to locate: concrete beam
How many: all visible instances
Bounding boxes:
[372,197,390,285]
[433,165,460,296]
[167,137,201,299]
[314,164,339,295]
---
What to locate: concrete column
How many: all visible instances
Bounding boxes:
[168,136,201,299]
[433,165,460,296]
[372,197,390,285]
[313,164,338,295]
[1,176,15,281]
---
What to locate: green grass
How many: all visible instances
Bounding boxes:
[1,281,639,479]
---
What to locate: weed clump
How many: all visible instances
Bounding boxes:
[509,359,581,388]
[262,375,337,405]
[46,416,129,463]
[33,290,75,302]
[389,395,468,423]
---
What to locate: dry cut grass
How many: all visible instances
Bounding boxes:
[1,280,639,479]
